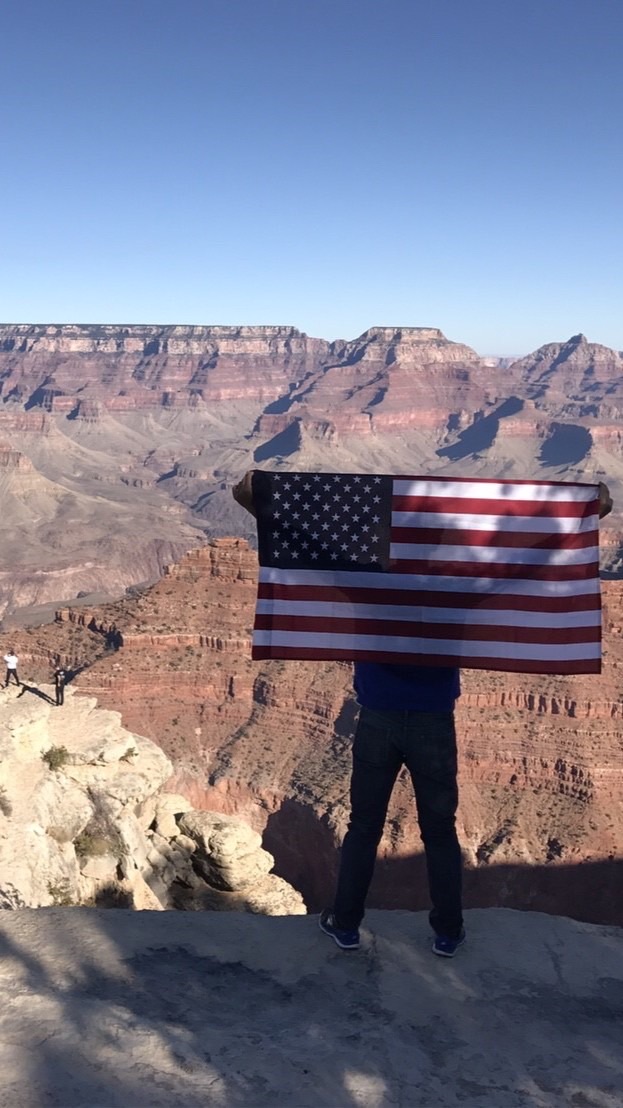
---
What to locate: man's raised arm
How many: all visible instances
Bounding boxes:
[232,470,256,517]
[598,481,613,519]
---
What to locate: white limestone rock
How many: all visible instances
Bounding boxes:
[174,833,197,853]
[79,853,118,883]
[134,795,157,831]
[0,688,306,917]
[153,792,193,839]
[178,810,262,859]
[0,689,171,908]
[243,874,307,916]
[127,871,165,911]
[179,810,279,892]
[34,776,94,844]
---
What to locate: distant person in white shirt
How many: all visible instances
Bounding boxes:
[4,651,20,687]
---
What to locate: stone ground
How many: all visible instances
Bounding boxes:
[0,908,621,1107]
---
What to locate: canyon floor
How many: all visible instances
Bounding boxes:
[9,538,623,927]
[1,907,621,1108]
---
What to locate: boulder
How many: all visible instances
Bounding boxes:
[178,810,275,891]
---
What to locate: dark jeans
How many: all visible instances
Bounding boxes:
[5,669,19,687]
[56,685,64,706]
[333,706,463,938]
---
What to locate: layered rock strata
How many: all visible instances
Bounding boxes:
[0,324,329,412]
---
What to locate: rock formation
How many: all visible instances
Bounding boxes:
[0,683,304,916]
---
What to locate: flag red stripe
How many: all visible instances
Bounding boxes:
[251,644,601,674]
[256,582,601,613]
[389,559,599,581]
[390,526,599,550]
[253,613,600,645]
[392,495,596,518]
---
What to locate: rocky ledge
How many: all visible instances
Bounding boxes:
[0,685,304,916]
[0,907,620,1106]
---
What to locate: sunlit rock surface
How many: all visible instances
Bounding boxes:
[0,685,304,916]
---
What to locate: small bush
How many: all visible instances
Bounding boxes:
[48,881,75,907]
[120,746,137,763]
[42,746,70,771]
[74,801,126,863]
[0,786,12,817]
[74,831,117,859]
[82,883,133,908]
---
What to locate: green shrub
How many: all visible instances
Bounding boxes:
[42,746,70,771]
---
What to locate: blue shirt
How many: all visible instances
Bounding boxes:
[353,662,460,712]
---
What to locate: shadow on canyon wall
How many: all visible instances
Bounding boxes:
[538,422,593,466]
[436,397,524,461]
[263,797,623,928]
[253,420,301,462]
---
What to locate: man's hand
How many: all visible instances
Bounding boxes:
[232,470,256,517]
[598,481,613,520]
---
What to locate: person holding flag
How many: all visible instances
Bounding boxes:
[233,470,613,957]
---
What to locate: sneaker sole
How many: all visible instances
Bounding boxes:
[318,917,360,951]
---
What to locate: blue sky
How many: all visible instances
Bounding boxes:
[1,0,621,354]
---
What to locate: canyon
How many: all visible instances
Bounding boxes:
[10,538,623,927]
[1,321,621,925]
[0,323,622,619]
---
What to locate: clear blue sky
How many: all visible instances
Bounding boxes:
[1,0,621,354]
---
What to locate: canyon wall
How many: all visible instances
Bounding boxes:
[0,324,329,412]
[0,323,621,617]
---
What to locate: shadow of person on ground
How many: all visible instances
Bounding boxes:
[16,684,55,704]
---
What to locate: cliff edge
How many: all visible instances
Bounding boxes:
[0,907,620,1106]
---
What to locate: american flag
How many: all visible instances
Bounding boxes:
[250,471,602,674]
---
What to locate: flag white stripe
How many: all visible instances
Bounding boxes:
[252,629,601,661]
[391,511,598,534]
[255,599,601,629]
[390,543,598,566]
[258,566,601,597]
[393,479,597,502]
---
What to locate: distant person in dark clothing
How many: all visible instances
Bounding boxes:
[4,650,20,687]
[54,667,67,706]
